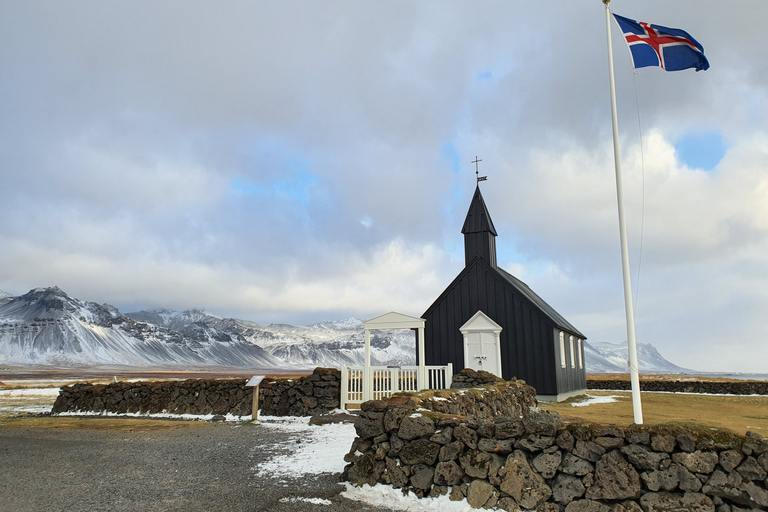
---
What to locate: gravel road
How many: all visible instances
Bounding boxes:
[0,419,389,512]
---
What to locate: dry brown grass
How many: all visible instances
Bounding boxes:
[540,390,768,436]
[0,416,218,431]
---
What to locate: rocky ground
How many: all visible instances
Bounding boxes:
[0,419,389,512]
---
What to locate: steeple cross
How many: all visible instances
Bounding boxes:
[472,156,487,183]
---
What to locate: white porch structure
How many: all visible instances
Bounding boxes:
[340,312,453,409]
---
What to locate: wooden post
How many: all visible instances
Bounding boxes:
[245,375,265,421]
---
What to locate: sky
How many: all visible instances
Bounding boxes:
[2,1,768,373]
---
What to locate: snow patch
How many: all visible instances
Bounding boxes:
[571,395,620,407]
[252,415,356,477]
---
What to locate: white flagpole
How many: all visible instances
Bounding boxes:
[603,0,643,424]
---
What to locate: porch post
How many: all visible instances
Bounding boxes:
[340,364,348,410]
[417,326,426,390]
[364,327,372,401]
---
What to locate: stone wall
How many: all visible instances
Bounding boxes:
[342,383,768,511]
[51,367,341,417]
[587,379,768,396]
[260,367,341,416]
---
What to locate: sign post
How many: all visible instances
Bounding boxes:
[245,375,265,421]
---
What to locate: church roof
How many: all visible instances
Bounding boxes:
[494,265,585,338]
[461,186,497,236]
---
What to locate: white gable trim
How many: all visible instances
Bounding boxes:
[364,311,425,330]
[459,310,503,378]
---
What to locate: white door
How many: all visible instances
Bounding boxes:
[465,331,500,374]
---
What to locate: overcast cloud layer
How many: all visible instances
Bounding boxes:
[2,1,767,373]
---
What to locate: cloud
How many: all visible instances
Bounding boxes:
[2,1,768,372]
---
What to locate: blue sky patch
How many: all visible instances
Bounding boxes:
[675,131,726,171]
[476,69,493,81]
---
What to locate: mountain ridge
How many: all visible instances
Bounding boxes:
[1,286,691,374]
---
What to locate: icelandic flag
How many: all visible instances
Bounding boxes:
[613,13,709,72]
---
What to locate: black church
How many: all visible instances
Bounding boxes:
[422,185,587,401]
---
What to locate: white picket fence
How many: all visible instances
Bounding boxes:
[340,364,452,408]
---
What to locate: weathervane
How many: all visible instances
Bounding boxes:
[472,156,487,183]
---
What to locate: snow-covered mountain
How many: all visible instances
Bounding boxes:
[125,310,417,368]
[584,340,692,374]
[0,289,13,307]
[0,287,690,373]
[0,287,280,368]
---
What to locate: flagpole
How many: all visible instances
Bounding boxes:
[603,0,643,424]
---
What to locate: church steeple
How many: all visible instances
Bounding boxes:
[461,185,497,268]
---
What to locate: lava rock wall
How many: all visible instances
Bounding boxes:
[342,383,768,511]
[51,367,341,417]
[587,379,768,396]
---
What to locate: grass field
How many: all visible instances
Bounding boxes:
[540,390,768,436]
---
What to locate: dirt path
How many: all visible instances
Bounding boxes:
[0,418,382,512]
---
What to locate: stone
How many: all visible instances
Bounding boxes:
[585,451,641,501]
[672,450,719,474]
[516,435,556,452]
[720,450,745,473]
[627,431,650,445]
[737,456,768,481]
[449,485,465,501]
[399,439,440,465]
[384,457,408,488]
[399,415,437,440]
[478,438,514,455]
[560,453,595,476]
[299,396,318,409]
[409,464,434,491]
[621,443,665,471]
[651,434,677,453]
[613,502,643,512]
[499,450,552,510]
[639,492,715,512]
[564,500,612,512]
[703,470,768,508]
[537,503,559,512]
[496,418,526,440]
[496,497,521,512]
[459,449,494,479]
[383,407,407,432]
[439,440,464,462]
[374,442,390,460]
[595,437,625,449]
[389,434,404,456]
[466,480,495,509]
[360,399,388,412]
[557,430,576,451]
[428,485,448,498]
[574,440,606,463]
[354,416,384,439]
[641,463,701,493]
[592,425,625,439]
[347,453,384,486]
[433,461,464,486]
[453,424,478,449]
[757,452,768,472]
[477,421,496,439]
[533,451,563,479]
[430,426,453,445]
[525,408,561,436]
[676,433,697,453]
[551,474,586,504]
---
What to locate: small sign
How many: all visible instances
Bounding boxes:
[246,375,265,387]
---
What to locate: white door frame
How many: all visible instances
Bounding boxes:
[460,310,503,377]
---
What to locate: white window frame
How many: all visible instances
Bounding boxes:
[559,331,566,368]
[577,338,583,369]
[569,335,575,369]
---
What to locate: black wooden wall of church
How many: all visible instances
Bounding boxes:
[423,260,562,396]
